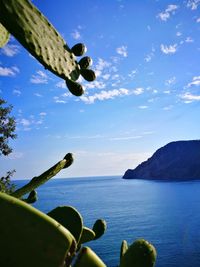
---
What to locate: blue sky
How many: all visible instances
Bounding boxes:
[0,0,200,179]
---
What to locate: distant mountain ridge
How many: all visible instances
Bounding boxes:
[123,140,200,180]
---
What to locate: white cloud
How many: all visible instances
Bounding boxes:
[160,44,177,54]
[30,70,49,84]
[7,152,24,160]
[185,37,194,43]
[56,80,66,89]
[80,88,129,104]
[13,89,21,96]
[71,30,81,40]
[0,66,19,76]
[197,17,200,23]
[116,46,128,57]
[133,87,144,95]
[1,44,20,57]
[34,93,43,97]
[20,118,31,127]
[110,136,142,141]
[39,112,47,116]
[157,5,179,21]
[186,0,200,10]
[165,76,176,86]
[187,76,200,87]
[138,105,148,109]
[181,92,200,102]
[84,80,106,90]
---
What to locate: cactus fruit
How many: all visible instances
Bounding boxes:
[65,79,84,96]
[47,206,83,244]
[80,69,96,81]
[74,247,107,267]
[0,23,10,47]
[0,192,76,267]
[120,240,129,262]
[0,0,96,95]
[79,56,93,69]
[71,43,87,57]
[119,239,157,267]
[11,153,73,198]
[92,219,107,240]
[79,226,96,244]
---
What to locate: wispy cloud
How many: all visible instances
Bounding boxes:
[30,70,49,84]
[165,76,176,86]
[13,89,21,96]
[186,76,200,87]
[71,29,81,40]
[0,66,19,76]
[81,88,129,104]
[133,87,144,95]
[1,44,20,57]
[138,105,148,109]
[197,17,200,23]
[160,44,177,54]
[157,5,179,21]
[56,80,66,89]
[110,135,142,141]
[116,46,128,57]
[180,92,200,102]
[186,0,200,10]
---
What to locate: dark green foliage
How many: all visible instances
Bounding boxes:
[0,98,16,156]
[79,227,96,244]
[120,240,129,263]
[0,170,15,194]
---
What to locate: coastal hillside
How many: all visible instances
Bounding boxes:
[123,140,200,180]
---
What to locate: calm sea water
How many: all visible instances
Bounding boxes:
[15,176,200,267]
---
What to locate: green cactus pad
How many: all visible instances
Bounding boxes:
[120,240,129,261]
[79,56,93,69]
[79,226,96,244]
[24,190,38,203]
[81,68,96,81]
[12,153,73,198]
[0,192,76,267]
[0,23,10,47]
[92,219,107,240]
[71,43,87,56]
[74,247,107,267]
[119,239,157,267]
[65,79,84,96]
[0,0,80,81]
[48,206,83,244]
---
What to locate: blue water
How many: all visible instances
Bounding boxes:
[15,176,200,267]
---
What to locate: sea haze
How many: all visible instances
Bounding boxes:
[15,176,200,267]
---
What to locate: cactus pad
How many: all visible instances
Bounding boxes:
[0,23,10,47]
[92,219,107,240]
[0,0,96,95]
[79,226,96,244]
[74,247,107,267]
[48,206,83,244]
[0,192,76,267]
[119,239,157,267]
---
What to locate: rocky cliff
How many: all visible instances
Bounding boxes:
[123,140,200,180]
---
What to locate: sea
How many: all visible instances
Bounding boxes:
[15,176,200,267]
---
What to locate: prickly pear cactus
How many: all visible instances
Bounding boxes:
[119,239,157,267]
[0,0,96,96]
[0,192,76,267]
[48,206,83,244]
[79,226,96,244]
[92,219,107,240]
[12,153,73,199]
